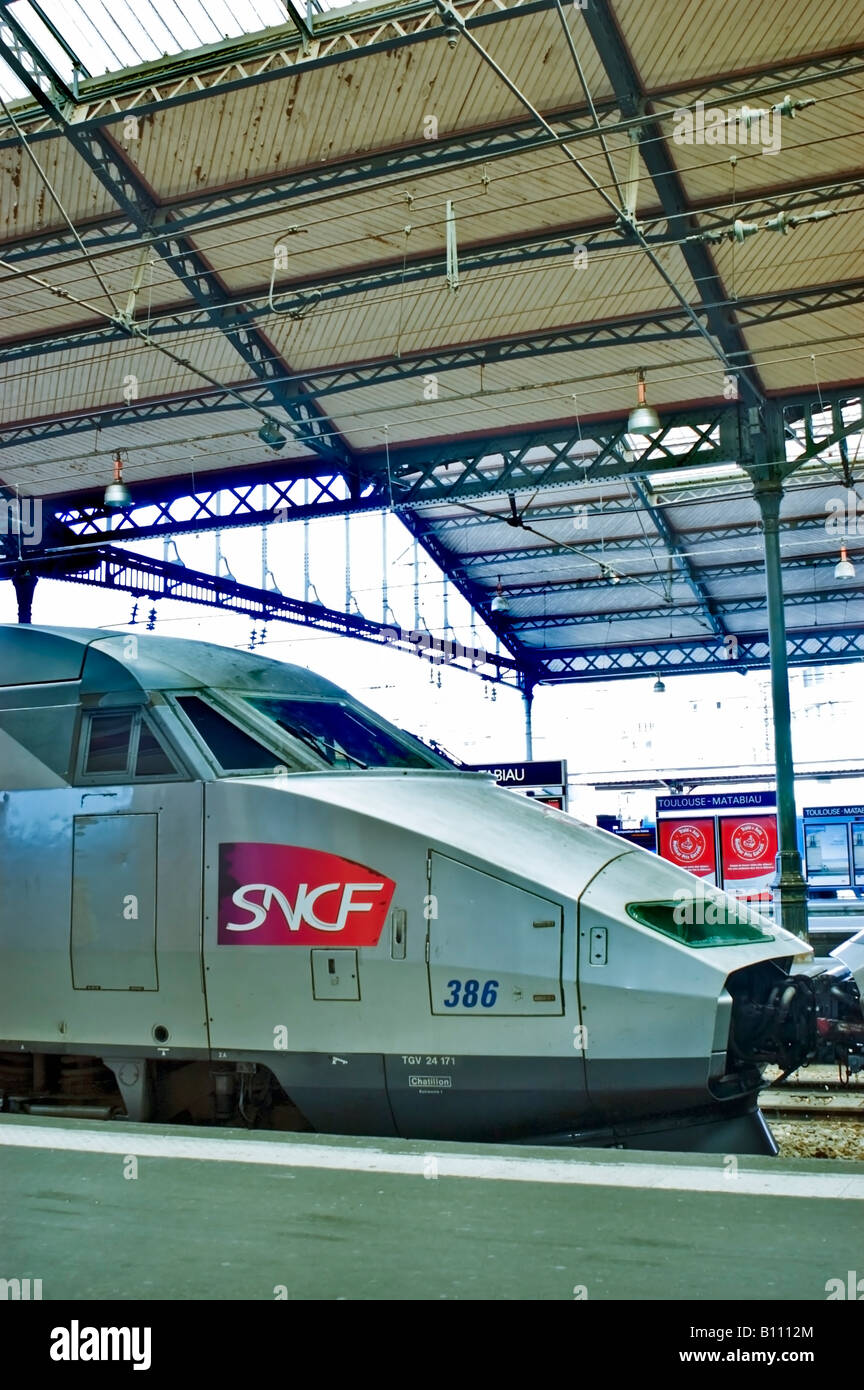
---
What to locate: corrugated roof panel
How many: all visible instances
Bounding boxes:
[128,8,613,201]
[1,403,312,497]
[188,143,641,299]
[620,0,864,89]
[0,328,250,423]
[662,81,864,201]
[0,246,188,339]
[0,137,119,238]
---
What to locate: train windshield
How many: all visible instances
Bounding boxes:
[245,697,445,771]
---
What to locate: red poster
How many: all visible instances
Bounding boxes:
[720,815,778,900]
[658,818,716,879]
[218,844,395,946]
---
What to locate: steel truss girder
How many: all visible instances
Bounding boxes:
[0,545,519,682]
[513,587,864,631]
[435,485,843,538]
[581,0,761,403]
[458,516,831,563]
[5,29,859,143]
[628,478,725,637]
[0,387,265,448]
[0,4,347,468]
[533,627,864,682]
[6,272,864,381]
[381,393,863,504]
[0,0,554,146]
[55,474,390,541]
[41,408,731,539]
[500,546,864,597]
[35,388,863,545]
[386,411,728,501]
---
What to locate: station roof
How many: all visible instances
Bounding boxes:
[0,0,862,682]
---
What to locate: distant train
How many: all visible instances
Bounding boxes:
[1,625,863,1155]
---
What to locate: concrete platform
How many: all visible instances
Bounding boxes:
[1,1116,862,1301]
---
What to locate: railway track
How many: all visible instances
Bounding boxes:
[760,1082,864,1120]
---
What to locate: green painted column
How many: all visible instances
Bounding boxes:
[12,570,36,624]
[752,470,808,940]
[521,675,535,760]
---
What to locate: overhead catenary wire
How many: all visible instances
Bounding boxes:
[4,201,861,391]
[2,315,860,478]
[0,90,123,317]
[0,14,860,486]
[0,95,860,300]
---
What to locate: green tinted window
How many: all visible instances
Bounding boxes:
[626,899,773,948]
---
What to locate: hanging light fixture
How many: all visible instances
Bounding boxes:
[258,419,287,450]
[104,451,132,509]
[835,546,856,579]
[653,677,666,694]
[628,369,660,434]
[491,576,509,614]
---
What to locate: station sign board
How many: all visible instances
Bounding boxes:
[464,759,566,787]
[464,759,568,811]
[656,791,778,899]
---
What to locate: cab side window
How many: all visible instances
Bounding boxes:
[80,710,182,782]
[85,712,135,775]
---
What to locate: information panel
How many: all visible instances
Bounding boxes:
[657,817,716,878]
[802,806,864,889]
[804,822,852,886]
[719,814,778,901]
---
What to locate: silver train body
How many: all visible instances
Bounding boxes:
[2,625,863,1155]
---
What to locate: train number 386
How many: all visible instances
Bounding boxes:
[443,979,499,1008]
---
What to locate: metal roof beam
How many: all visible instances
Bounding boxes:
[0,3,351,471]
[4,16,859,143]
[15,388,860,527]
[6,266,864,376]
[628,478,726,637]
[581,0,764,404]
[51,473,392,544]
[513,587,864,629]
[0,544,519,682]
[500,547,864,597]
[0,0,557,143]
[532,626,864,682]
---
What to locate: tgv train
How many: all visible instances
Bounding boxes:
[1,625,863,1156]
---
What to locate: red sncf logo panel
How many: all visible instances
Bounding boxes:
[218,844,395,946]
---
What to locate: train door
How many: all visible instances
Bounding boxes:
[384,851,582,1141]
[71,812,159,991]
[426,852,564,1015]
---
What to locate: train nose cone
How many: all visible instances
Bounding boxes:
[830,929,864,995]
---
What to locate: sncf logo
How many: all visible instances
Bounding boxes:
[218,844,395,946]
